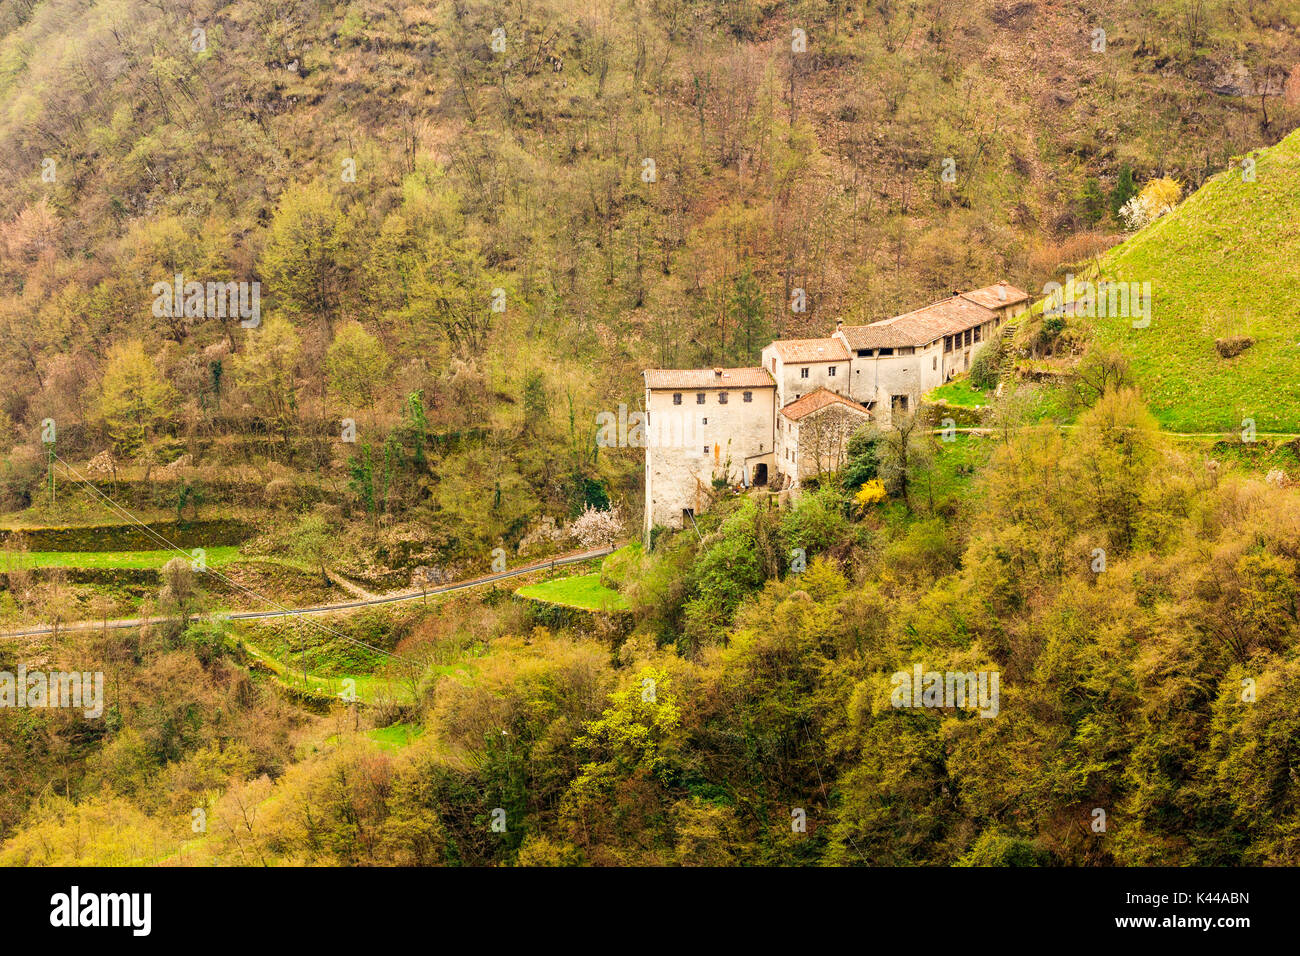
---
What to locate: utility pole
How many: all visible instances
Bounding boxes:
[40,418,56,508]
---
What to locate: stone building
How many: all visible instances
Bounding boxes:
[777,388,874,486]
[760,336,852,409]
[642,367,777,533]
[642,282,1029,535]
[833,281,1029,417]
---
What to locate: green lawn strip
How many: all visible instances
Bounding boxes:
[927,377,991,409]
[516,572,630,611]
[8,546,243,570]
[2,547,321,573]
[326,722,425,753]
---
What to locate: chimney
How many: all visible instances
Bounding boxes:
[997,280,1007,302]
[835,318,843,332]
[713,367,723,377]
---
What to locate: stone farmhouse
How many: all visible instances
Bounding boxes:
[642,282,1029,535]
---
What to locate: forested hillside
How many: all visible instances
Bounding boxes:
[2,0,1300,868]
[8,390,1300,866]
[0,0,1297,561]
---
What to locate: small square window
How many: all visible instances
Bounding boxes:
[703,446,710,455]
[696,393,705,404]
[718,392,728,404]
[800,367,810,379]
[672,393,682,405]
[743,391,753,402]
[828,366,837,377]
[702,417,708,425]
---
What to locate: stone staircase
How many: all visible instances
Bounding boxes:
[993,318,1020,395]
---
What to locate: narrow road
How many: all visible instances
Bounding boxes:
[931,425,1300,440]
[1,545,616,640]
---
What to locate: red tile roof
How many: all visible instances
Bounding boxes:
[766,337,850,363]
[836,296,991,349]
[780,387,873,422]
[643,367,775,390]
[960,282,1030,310]
[836,282,1029,350]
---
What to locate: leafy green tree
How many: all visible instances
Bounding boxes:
[326,320,390,415]
[1110,164,1137,220]
[232,316,301,450]
[260,182,348,330]
[290,511,339,584]
[841,426,881,489]
[729,264,769,363]
[873,413,935,510]
[96,340,178,454]
[1071,388,1163,553]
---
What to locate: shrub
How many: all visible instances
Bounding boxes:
[783,486,849,557]
[968,340,1003,390]
[570,505,623,549]
[854,480,887,513]
[1215,336,1253,358]
[1119,176,1182,230]
[957,831,1054,866]
[841,427,881,489]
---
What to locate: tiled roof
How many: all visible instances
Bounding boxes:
[780,387,872,422]
[960,282,1030,310]
[837,296,996,350]
[643,367,775,390]
[767,337,850,363]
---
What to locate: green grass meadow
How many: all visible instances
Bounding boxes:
[1088,128,1300,432]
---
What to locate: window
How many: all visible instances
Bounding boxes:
[672,393,682,405]
[718,392,728,404]
[879,347,894,356]
[800,367,810,379]
[963,328,972,347]
[743,391,753,403]
[702,417,708,425]
[899,346,915,356]
[892,394,909,414]
[857,349,870,357]
[944,336,953,353]
[696,393,705,404]
[703,446,710,455]
[933,357,938,370]
[974,326,982,343]
[828,366,837,377]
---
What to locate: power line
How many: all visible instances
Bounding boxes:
[48,453,417,668]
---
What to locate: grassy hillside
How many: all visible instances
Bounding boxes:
[1089,127,1300,432]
